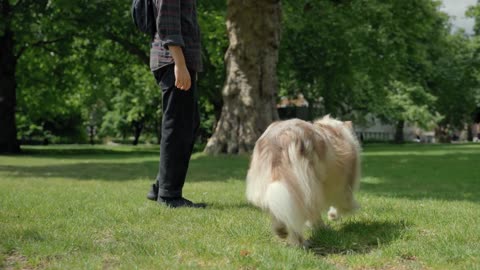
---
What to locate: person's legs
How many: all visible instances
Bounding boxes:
[157,65,200,198]
[147,65,202,207]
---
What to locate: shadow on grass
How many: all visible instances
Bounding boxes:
[17,146,158,158]
[0,162,156,181]
[0,155,249,182]
[2,144,479,202]
[309,220,407,256]
[14,143,205,158]
[206,202,254,210]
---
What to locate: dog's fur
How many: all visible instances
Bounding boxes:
[246,116,361,246]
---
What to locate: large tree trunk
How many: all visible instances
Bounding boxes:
[204,0,281,154]
[0,1,20,154]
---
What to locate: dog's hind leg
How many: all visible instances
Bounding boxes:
[307,216,328,231]
[271,214,288,239]
[271,213,307,247]
[265,181,307,247]
[287,229,305,247]
[329,192,360,220]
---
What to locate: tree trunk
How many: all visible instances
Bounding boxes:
[0,1,20,154]
[88,125,95,145]
[467,123,473,142]
[394,120,405,144]
[204,0,281,154]
[132,120,144,145]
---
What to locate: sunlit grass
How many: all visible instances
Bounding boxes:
[1,143,479,269]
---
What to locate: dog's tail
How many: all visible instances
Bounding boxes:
[265,181,305,236]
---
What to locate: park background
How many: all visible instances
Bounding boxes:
[1,0,480,269]
[1,0,480,152]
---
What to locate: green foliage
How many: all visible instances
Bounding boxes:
[7,0,480,144]
[99,66,161,140]
[467,2,480,35]
[197,1,228,139]
[429,33,480,128]
[12,0,156,143]
[383,81,443,129]
[279,0,450,123]
[9,0,228,144]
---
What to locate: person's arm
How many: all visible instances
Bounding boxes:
[156,0,191,90]
[169,46,191,90]
[156,0,184,48]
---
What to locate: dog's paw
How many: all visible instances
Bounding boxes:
[302,240,313,250]
[327,207,339,221]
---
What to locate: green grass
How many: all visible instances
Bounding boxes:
[1,143,479,269]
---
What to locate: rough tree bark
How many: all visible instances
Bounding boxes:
[0,0,20,153]
[204,0,281,154]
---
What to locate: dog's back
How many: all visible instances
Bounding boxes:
[246,117,360,246]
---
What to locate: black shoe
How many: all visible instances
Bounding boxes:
[147,183,158,201]
[157,197,207,208]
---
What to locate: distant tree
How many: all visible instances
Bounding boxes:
[0,0,159,150]
[429,34,480,130]
[0,0,60,153]
[467,0,480,35]
[1,0,230,150]
[99,67,161,145]
[381,81,443,143]
[279,0,449,142]
[466,1,480,125]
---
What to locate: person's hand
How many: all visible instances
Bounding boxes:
[174,64,191,91]
[167,45,191,90]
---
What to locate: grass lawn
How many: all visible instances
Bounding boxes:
[1,143,480,269]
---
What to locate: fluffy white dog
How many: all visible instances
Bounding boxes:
[246,116,361,246]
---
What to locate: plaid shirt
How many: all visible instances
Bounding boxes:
[150,0,203,72]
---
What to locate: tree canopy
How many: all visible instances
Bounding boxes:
[1,0,479,153]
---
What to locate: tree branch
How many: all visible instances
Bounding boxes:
[1,0,11,20]
[13,0,25,10]
[104,33,149,66]
[16,38,66,60]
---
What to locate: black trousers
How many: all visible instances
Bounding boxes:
[153,65,200,198]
